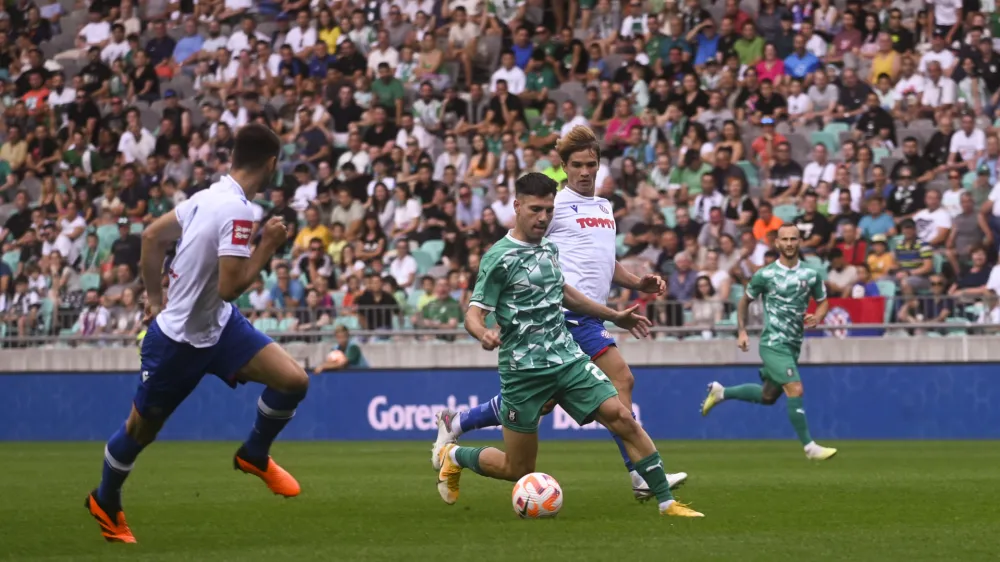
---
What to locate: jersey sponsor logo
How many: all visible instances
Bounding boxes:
[575,217,615,229]
[598,204,609,214]
[231,220,252,245]
[600,330,612,340]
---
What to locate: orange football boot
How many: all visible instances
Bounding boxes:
[233,446,301,497]
[84,490,137,543]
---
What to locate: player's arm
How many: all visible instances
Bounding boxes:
[140,210,183,310]
[464,305,499,349]
[466,253,503,350]
[562,283,651,339]
[218,216,288,301]
[613,261,665,295]
[805,274,830,328]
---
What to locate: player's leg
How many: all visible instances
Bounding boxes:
[432,393,502,469]
[700,349,786,415]
[208,306,309,496]
[782,378,837,460]
[593,346,687,495]
[229,343,310,496]
[559,360,703,517]
[88,321,208,543]
[434,376,550,504]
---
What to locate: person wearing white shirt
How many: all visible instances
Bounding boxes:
[387,240,418,289]
[58,208,88,263]
[100,24,130,64]
[619,5,649,40]
[801,144,837,190]
[395,116,432,150]
[948,113,986,171]
[930,0,962,33]
[201,22,229,56]
[490,185,516,228]
[227,18,269,56]
[827,167,864,215]
[559,100,590,137]
[367,30,400,76]
[290,166,318,213]
[913,189,953,247]
[221,104,249,131]
[919,34,957,75]
[285,11,317,56]
[78,13,111,47]
[490,51,527,95]
[117,126,156,164]
[336,133,371,172]
[804,27,828,59]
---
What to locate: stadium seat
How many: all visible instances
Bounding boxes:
[615,233,627,257]
[661,206,677,228]
[253,317,279,333]
[277,317,297,332]
[330,290,346,309]
[410,249,435,275]
[38,298,54,335]
[2,250,19,273]
[129,222,144,235]
[79,272,102,292]
[736,160,759,186]
[945,317,970,336]
[773,204,799,223]
[333,315,361,331]
[96,224,120,253]
[419,240,445,264]
[730,283,744,307]
[875,280,897,323]
[809,130,838,154]
[823,122,850,136]
[933,253,945,274]
[871,147,890,164]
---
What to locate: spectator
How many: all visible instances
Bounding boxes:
[897,274,954,334]
[894,219,934,294]
[75,288,110,336]
[826,248,859,298]
[795,192,832,255]
[390,184,422,242]
[913,189,952,248]
[950,246,993,298]
[109,286,142,337]
[947,192,989,274]
[669,251,698,302]
[110,217,141,271]
[688,274,724,334]
[331,189,365,238]
[270,263,306,310]
[355,273,400,337]
[294,238,335,288]
[887,168,926,224]
[413,278,463,340]
[387,240,418,291]
[835,223,868,267]
[356,214,389,264]
[866,234,895,281]
[315,325,369,372]
[850,264,881,298]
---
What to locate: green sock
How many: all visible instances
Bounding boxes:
[633,452,674,504]
[786,397,813,445]
[723,383,764,403]
[453,446,488,475]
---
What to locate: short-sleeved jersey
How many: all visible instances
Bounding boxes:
[545,187,617,306]
[745,260,827,354]
[470,234,586,373]
[156,175,255,348]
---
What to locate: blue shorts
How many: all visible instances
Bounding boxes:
[134,304,273,419]
[564,312,616,360]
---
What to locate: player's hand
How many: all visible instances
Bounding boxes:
[143,302,162,325]
[804,313,819,328]
[260,217,288,249]
[737,330,749,352]
[636,274,666,296]
[480,329,501,351]
[614,304,652,339]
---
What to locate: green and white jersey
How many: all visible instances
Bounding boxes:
[489,0,525,25]
[745,260,827,354]
[470,233,586,373]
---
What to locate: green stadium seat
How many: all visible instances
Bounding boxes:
[871,147,890,164]
[277,317,297,332]
[38,298,54,335]
[736,160,759,186]
[79,272,102,292]
[809,130,838,154]
[933,253,945,274]
[661,206,677,228]
[615,233,627,257]
[411,249,436,274]
[2,250,19,272]
[333,315,361,330]
[419,239,445,264]
[823,122,850,136]
[330,290,346,309]
[773,204,799,224]
[253,317,279,333]
[96,224,120,253]
[945,317,970,336]
[729,283,744,307]
[875,280,897,323]
[129,222,144,235]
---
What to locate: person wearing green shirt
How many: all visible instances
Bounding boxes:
[371,62,406,121]
[529,99,563,153]
[415,279,464,341]
[314,325,369,372]
[146,184,174,219]
[733,21,765,66]
[523,52,558,108]
[701,224,838,461]
[668,150,713,199]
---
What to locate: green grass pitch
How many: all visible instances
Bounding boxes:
[1,441,997,561]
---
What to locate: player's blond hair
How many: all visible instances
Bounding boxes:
[556,126,601,165]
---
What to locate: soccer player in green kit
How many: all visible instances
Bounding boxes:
[435,172,704,518]
[700,224,839,460]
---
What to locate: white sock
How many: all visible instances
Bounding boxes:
[804,441,818,452]
[658,499,675,511]
[450,416,464,437]
[449,446,459,464]
[630,470,645,487]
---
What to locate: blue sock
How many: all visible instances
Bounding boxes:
[459,394,502,434]
[97,423,146,512]
[243,387,307,460]
[610,411,637,472]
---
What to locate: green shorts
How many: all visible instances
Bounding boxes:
[758,346,801,387]
[499,358,619,433]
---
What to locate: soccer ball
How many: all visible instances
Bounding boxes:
[511,472,562,519]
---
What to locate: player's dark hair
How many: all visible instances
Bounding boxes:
[515,172,558,199]
[232,123,281,171]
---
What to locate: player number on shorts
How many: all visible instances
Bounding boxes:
[585,362,609,382]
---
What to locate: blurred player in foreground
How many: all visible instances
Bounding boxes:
[701,224,838,460]
[434,172,703,518]
[86,124,310,543]
[434,126,687,498]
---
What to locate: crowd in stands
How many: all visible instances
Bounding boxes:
[3,0,1000,347]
